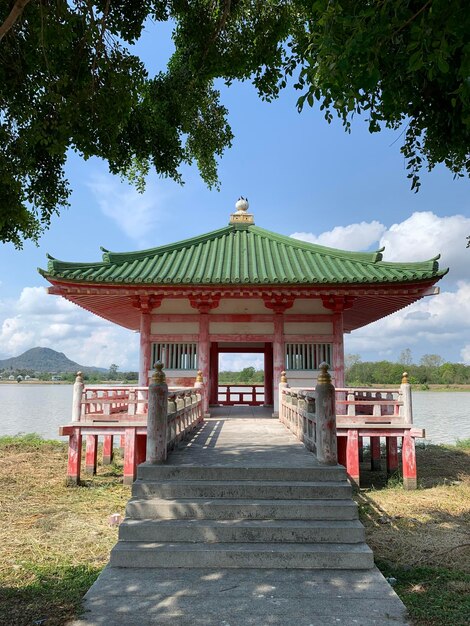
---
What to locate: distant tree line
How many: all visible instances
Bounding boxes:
[346,352,470,386]
[0,365,139,383]
[219,367,264,385]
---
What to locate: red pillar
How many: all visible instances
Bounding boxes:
[386,437,399,474]
[123,428,137,485]
[273,314,284,414]
[209,342,218,406]
[85,435,98,474]
[332,312,345,389]
[199,313,210,412]
[135,435,147,467]
[103,435,114,465]
[67,427,82,486]
[264,342,273,406]
[346,429,360,486]
[139,310,152,386]
[402,432,417,489]
[370,436,381,471]
[337,436,347,468]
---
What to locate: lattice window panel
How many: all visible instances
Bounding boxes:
[151,343,198,370]
[284,343,332,371]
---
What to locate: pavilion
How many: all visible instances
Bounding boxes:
[39,199,446,412]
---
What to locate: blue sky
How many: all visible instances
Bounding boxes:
[1,20,469,371]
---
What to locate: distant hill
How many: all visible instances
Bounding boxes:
[0,347,107,373]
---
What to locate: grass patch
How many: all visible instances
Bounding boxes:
[355,441,470,625]
[0,433,64,450]
[376,562,470,626]
[0,564,101,626]
[0,437,129,625]
[455,438,470,449]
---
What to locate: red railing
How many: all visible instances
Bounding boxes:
[217,384,264,406]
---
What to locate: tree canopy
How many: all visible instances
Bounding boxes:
[1,0,469,247]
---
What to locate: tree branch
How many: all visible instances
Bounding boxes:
[394,1,432,36]
[0,0,33,42]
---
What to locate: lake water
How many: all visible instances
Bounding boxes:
[0,385,468,445]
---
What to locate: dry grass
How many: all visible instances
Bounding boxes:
[356,444,470,571]
[0,436,129,625]
[1,435,469,625]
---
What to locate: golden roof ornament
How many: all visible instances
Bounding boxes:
[195,370,203,384]
[229,196,254,225]
[280,371,288,384]
[401,371,409,384]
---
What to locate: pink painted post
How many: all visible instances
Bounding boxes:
[370,437,381,470]
[66,427,82,486]
[402,431,417,489]
[346,429,360,486]
[386,437,399,474]
[103,435,114,465]
[198,313,210,412]
[123,427,137,485]
[119,435,125,449]
[359,436,364,462]
[135,435,147,467]
[337,436,347,467]
[264,342,274,406]
[209,342,218,406]
[139,311,152,386]
[273,314,284,415]
[85,435,98,474]
[332,312,345,389]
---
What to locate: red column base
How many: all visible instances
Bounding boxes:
[103,435,114,465]
[370,436,381,471]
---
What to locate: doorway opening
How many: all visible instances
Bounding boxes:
[209,342,273,407]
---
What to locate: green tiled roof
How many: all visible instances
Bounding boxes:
[39,224,446,285]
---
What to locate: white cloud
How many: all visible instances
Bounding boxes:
[461,345,470,363]
[379,212,470,282]
[345,282,470,364]
[291,221,386,251]
[219,353,264,371]
[87,174,169,246]
[0,287,139,370]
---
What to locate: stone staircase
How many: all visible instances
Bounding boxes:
[110,463,374,569]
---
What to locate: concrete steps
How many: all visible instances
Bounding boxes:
[110,461,374,570]
[110,541,373,569]
[125,497,359,520]
[137,463,347,482]
[119,518,366,543]
[132,479,352,500]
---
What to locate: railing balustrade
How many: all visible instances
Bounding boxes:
[279,370,420,488]
[63,368,205,484]
[217,384,264,406]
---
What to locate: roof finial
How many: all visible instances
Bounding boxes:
[230,196,254,226]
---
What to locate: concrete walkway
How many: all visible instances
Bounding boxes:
[71,410,409,626]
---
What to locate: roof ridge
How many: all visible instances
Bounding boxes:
[105,225,234,263]
[251,226,384,263]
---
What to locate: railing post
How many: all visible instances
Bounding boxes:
[146,362,168,464]
[71,371,84,422]
[401,372,413,424]
[314,362,338,465]
[278,371,289,422]
[194,370,205,422]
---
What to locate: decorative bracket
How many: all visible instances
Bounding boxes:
[262,294,295,314]
[132,295,162,313]
[189,294,221,314]
[321,295,355,312]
